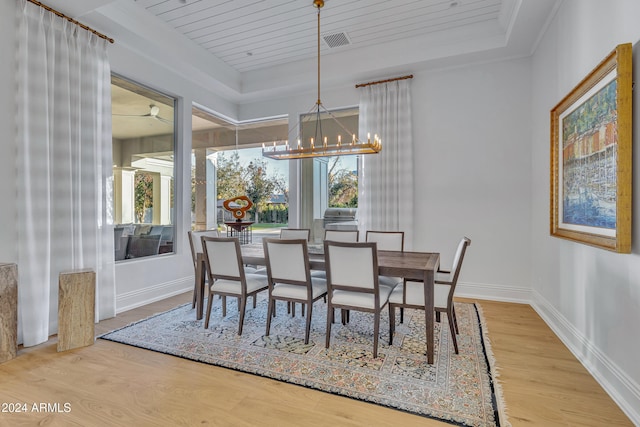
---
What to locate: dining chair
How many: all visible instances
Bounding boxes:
[201,236,269,335]
[324,241,392,358]
[388,237,471,354]
[263,238,327,344]
[188,230,219,308]
[365,231,404,251]
[324,229,359,242]
[280,228,311,241]
[365,231,405,289]
[311,230,360,281]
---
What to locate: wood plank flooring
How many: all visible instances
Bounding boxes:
[0,294,633,426]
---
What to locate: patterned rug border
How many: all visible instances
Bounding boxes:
[473,304,510,427]
[99,302,510,427]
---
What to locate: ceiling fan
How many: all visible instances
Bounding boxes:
[113,104,172,125]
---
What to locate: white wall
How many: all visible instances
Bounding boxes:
[242,58,534,302]
[530,0,640,423]
[411,59,533,301]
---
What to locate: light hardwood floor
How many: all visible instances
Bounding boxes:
[0,293,633,426]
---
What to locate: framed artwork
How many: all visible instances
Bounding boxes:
[550,43,632,253]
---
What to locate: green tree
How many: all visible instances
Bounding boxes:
[134,172,154,223]
[244,159,285,223]
[216,152,247,200]
[215,151,286,223]
[328,157,358,207]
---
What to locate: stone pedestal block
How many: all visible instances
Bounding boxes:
[57,270,95,352]
[0,263,18,363]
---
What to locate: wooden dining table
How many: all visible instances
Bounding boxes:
[194,243,440,364]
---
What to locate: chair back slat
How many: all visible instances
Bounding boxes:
[365,231,404,251]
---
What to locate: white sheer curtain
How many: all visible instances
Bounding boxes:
[16,0,116,346]
[357,79,414,249]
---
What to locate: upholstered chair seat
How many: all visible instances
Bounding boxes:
[332,286,393,310]
[271,278,327,300]
[211,273,270,295]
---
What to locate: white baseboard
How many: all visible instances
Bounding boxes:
[456,281,532,304]
[116,277,192,314]
[531,291,640,426]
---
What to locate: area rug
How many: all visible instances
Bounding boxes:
[100,297,509,427]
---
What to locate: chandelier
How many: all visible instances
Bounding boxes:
[262,0,381,160]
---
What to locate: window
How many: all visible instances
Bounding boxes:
[111,75,176,261]
[298,107,359,239]
[191,108,288,232]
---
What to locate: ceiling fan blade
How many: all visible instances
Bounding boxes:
[113,113,153,118]
[154,115,173,125]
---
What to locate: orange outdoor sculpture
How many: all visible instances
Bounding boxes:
[223,195,253,220]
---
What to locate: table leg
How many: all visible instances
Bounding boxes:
[196,254,205,320]
[424,268,435,364]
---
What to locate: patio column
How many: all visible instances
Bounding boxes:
[193,148,217,230]
[113,167,135,224]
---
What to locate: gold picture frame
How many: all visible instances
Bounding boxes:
[550,43,632,253]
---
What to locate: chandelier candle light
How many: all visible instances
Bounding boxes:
[262,0,381,160]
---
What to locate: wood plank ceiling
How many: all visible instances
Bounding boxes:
[132,0,503,73]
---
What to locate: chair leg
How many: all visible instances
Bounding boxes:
[341,309,350,324]
[222,296,227,317]
[452,304,459,334]
[304,302,313,345]
[325,305,333,350]
[399,307,404,324]
[204,292,214,329]
[265,298,274,337]
[373,312,380,359]
[435,311,441,323]
[238,297,247,335]
[253,294,257,308]
[389,305,396,346]
[447,309,459,354]
[192,282,197,309]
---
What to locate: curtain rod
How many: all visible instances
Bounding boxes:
[27,0,114,44]
[355,74,413,88]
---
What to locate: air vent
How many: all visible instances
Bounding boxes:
[322,32,351,48]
